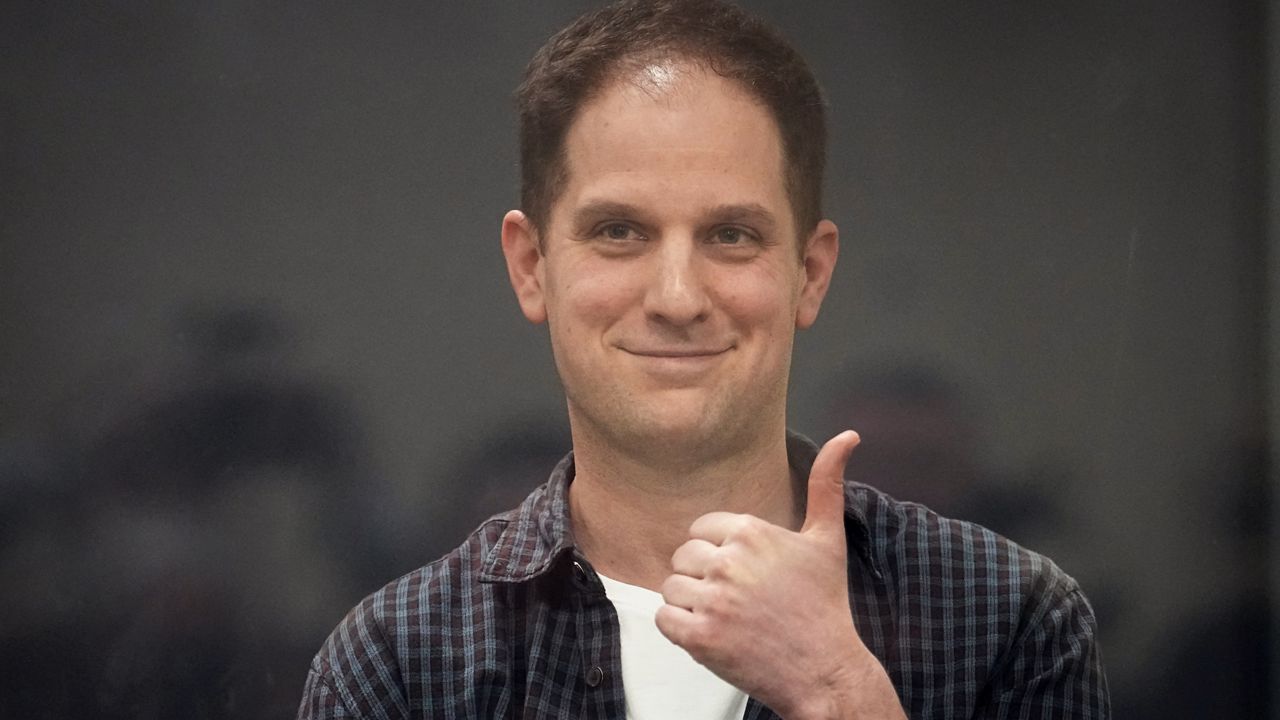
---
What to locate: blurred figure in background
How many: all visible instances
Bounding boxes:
[427,421,571,557]
[1114,431,1270,719]
[814,363,1061,546]
[0,305,390,719]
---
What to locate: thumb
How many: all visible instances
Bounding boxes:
[801,430,861,536]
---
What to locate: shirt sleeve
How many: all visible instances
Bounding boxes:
[297,657,358,720]
[295,597,411,720]
[977,584,1111,719]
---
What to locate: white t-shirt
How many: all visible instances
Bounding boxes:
[598,572,749,720]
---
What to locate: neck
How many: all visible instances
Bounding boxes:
[567,421,801,592]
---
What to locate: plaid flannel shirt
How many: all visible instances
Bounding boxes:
[299,432,1109,719]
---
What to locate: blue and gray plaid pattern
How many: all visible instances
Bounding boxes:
[299,433,1109,719]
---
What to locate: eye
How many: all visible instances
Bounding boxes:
[712,226,752,245]
[598,223,644,242]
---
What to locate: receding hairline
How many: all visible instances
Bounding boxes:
[515,0,829,249]
[537,52,806,244]
[574,49,780,123]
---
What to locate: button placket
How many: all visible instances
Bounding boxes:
[569,556,615,703]
[572,560,590,587]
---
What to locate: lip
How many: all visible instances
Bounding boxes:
[620,348,731,358]
[617,346,731,382]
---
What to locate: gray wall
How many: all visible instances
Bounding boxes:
[1,1,1269,716]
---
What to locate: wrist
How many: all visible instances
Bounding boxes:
[784,647,905,720]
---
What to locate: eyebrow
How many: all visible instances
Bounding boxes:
[570,200,779,233]
[571,200,647,231]
[703,203,778,231]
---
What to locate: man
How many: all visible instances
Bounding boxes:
[298,1,1109,718]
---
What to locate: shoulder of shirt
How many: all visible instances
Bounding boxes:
[844,482,1108,712]
[845,479,1089,625]
[305,506,528,707]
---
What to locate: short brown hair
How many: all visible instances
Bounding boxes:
[516,0,828,242]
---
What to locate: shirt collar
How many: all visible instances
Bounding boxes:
[478,429,879,584]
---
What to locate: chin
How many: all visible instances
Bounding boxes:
[610,395,734,452]
[568,380,766,456]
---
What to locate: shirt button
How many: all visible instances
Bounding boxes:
[572,561,589,585]
[585,665,604,687]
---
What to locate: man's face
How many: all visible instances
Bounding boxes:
[503,62,837,457]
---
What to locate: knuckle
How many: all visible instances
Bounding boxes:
[731,515,766,544]
[702,585,732,616]
[707,552,734,579]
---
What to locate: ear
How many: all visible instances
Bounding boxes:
[501,209,547,325]
[795,219,839,329]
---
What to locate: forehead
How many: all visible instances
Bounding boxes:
[553,63,790,224]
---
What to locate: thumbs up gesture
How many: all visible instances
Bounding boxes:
[655,431,906,720]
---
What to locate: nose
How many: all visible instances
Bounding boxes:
[642,238,711,326]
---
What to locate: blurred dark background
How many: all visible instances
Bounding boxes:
[1,0,1274,716]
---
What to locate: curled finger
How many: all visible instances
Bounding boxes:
[670,538,719,578]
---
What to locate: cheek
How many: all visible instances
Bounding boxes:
[711,265,800,329]
[546,259,640,334]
